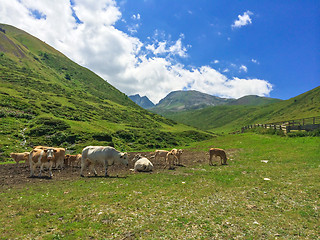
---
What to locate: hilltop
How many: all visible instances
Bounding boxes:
[162,86,320,132]
[129,94,155,109]
[0,23,213,159]
[150,90,231,113]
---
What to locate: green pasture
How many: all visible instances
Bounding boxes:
[0,133,319,239]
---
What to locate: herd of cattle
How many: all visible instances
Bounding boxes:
[9,146,228,178]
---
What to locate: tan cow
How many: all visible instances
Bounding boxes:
[165,149,179,169]
[10,152,29,164]
[29,148,56,177]
[154,150,169,164]
[65,154,81,167]
[209,148,227,165]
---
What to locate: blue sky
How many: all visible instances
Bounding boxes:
[0,0,319,103]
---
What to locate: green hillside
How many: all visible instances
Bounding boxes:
[0,23,213,159]
[163,86,320,132]
[228,95,282,106]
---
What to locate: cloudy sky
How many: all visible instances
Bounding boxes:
[0,0,319,103]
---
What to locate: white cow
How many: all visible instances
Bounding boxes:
[131,154,154,172]
[80,146,128,177]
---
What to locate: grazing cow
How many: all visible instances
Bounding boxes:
[209,148,228,165]
[29,148,56,177]
[131,154,154,172]
[154,150,169,164]
[80,146,128,177]
[10,152,29,164]
[65,154,81,167]
[34,146,65,169]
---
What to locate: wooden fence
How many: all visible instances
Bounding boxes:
[241,116,320,134]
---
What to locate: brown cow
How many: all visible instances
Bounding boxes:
[29,148,56,177]
[209,148,227,165]
[34,146,65,169]
[65,154,81,167]
[10,152,29,164]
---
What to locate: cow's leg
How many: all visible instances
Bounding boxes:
[104,165,109,177]
[39,164,43,177]
[48,163,53,178]
[80,159,88,177]
[30,163,34,177]
[209,154,213,166]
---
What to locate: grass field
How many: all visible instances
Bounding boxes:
[0,133,319,239]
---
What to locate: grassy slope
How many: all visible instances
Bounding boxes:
[0,133,319,239]
[163,86,320,132]
[0,24,213,158]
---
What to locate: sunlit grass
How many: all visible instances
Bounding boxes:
[0,133,319,239]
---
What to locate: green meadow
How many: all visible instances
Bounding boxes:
[1,133,319,239]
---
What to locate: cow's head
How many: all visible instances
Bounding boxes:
[119,152,128,166]
[44,148,56,161]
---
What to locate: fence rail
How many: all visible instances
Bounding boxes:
[241,116,320,134]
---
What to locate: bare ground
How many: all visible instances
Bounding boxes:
[0,149,238,188]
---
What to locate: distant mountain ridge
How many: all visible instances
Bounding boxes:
[129,94,155,109]
[150,90,232,113]
[150,90,281,114]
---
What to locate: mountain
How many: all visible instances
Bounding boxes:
[129,94,155,109]
[0,23,213,159]
[228,95,282,106]
[151,90,232,114]
[161,86,320,132]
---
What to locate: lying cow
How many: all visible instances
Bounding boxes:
[209,148,228,165]
[10,152,29,164]
[131,154,154,172]
[29,148,56,177]
[80,146,128,177]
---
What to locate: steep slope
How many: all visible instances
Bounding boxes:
[129,94,155,109]
[151,90,231,113]
[0,23,213,159]
[163,86,320,132]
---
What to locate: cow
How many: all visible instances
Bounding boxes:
[209,148,228,165]
[174,149,183,166]
[154,150,169,164]
[164,149,181,169]
[10,152,29,164]
[80,146,128,177]
[65,154,81,167]
[29,148,56,177]
[34,146,65,169]
[131,154,154,172]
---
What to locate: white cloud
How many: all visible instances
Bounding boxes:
[232,10,253,29]
[239,65,248,72]
[0,1,272,103]
[251,58,260,64]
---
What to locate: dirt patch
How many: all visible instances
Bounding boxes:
[0,149,236,188]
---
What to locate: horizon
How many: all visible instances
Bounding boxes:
[0,0,319,104]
